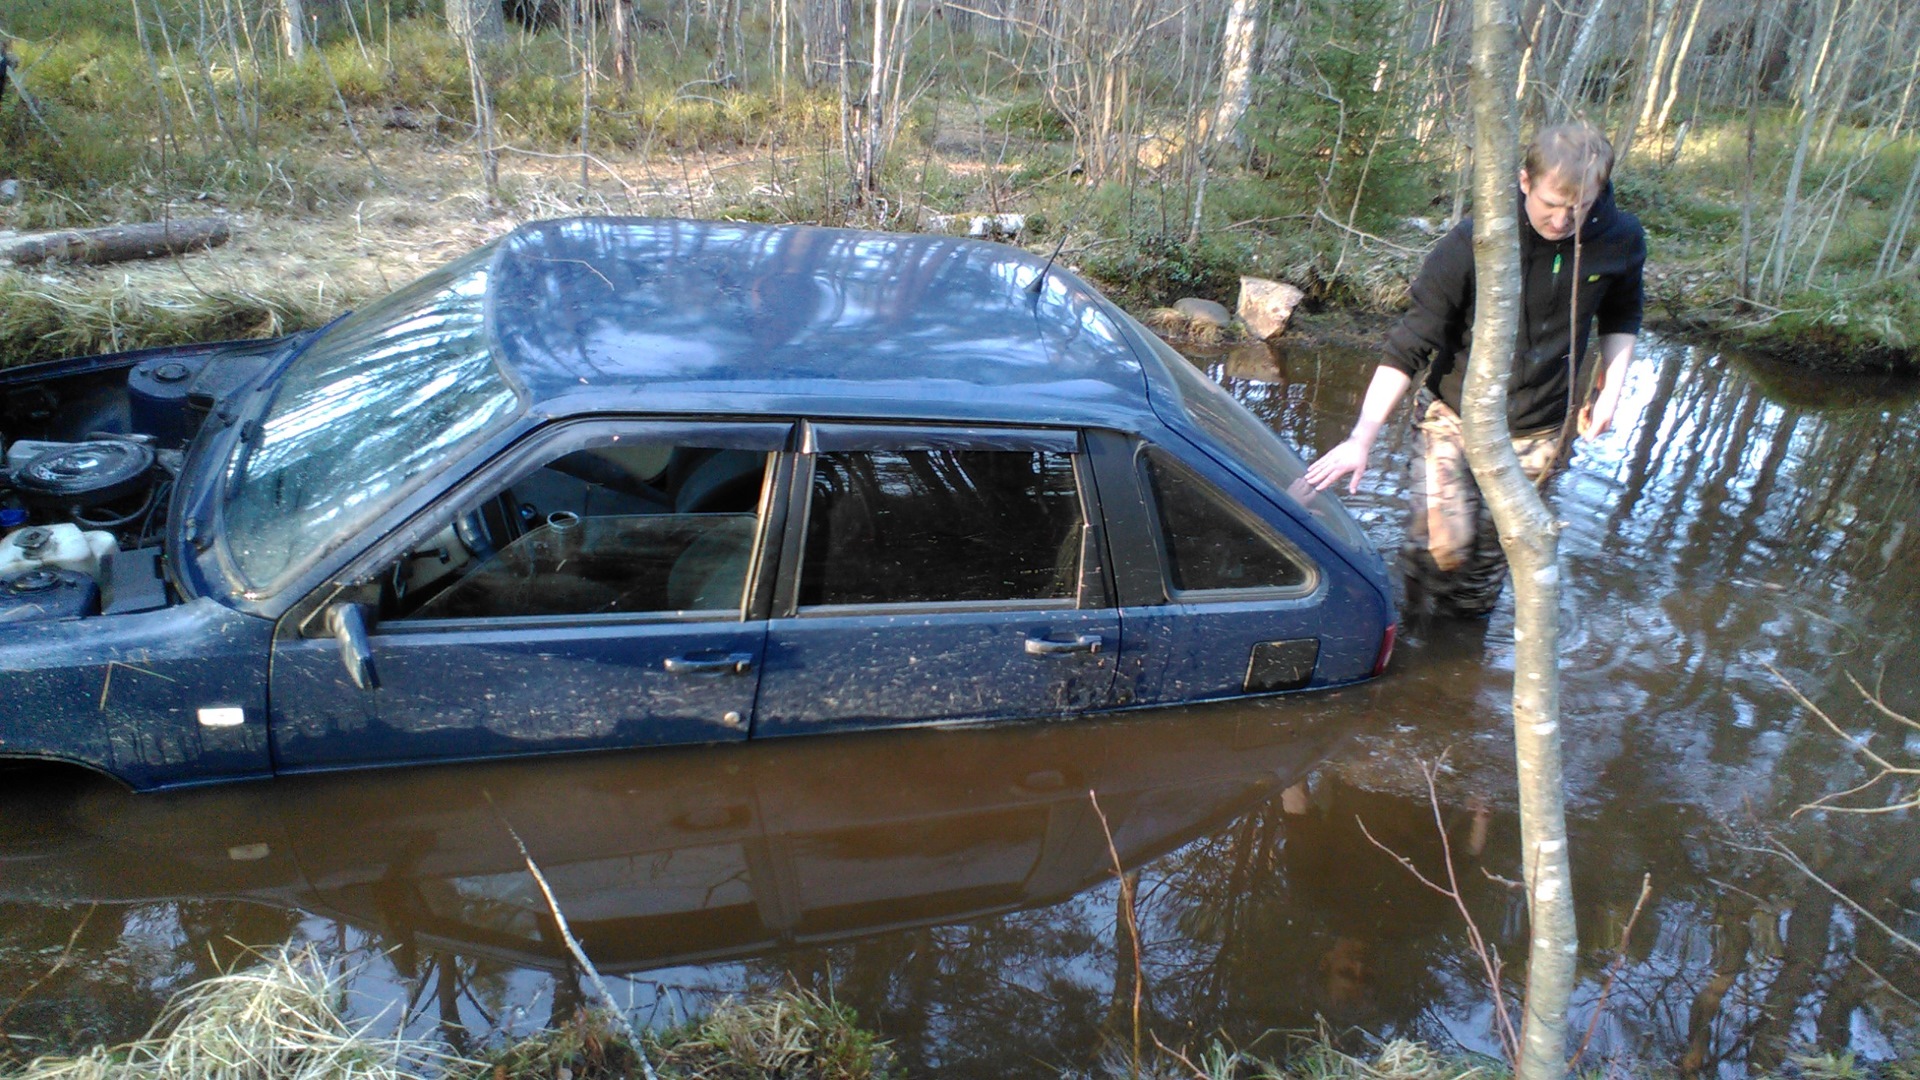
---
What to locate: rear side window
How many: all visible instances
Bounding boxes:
[800,449,1083,607]
[1143,450,1311,593]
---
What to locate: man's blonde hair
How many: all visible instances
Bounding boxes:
[1523,123,1614,195]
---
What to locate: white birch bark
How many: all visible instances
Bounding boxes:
[281,0,306,58]
[446,0,504,45]
[1465,0,1577,1078]
[1764,0,1841,298]
[1210,0,1263,151]
[1650,0,1705,134]
[1635,0,1682,130]
[1550,0,1606,118]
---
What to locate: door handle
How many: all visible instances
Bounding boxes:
[664,652,755,675]
[1025,633,1104,656]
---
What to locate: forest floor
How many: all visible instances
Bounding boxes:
[2,106,1914,374]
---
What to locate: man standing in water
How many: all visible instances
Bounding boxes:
[1303,123,1646,616]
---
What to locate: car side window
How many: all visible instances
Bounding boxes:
[381,439,769,621]
[1141,449,1311,594]
[799,449,1083,607]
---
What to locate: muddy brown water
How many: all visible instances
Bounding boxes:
[2,333,1917,1075]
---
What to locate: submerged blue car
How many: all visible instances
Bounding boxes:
[0,218,1393,790]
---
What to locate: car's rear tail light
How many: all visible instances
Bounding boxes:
[1372,623,1397,676]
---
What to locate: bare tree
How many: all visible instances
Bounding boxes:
[1463,0,1577,1077]
[1549,0,1607,119]
[1648,0,1707,137]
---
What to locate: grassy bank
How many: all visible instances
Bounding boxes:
[12,949,1901,1080]
[2,950,896,1080]
[0,3,1915,371]
[0,949,1508,1080]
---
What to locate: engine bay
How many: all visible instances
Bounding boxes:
[0,336,290,622]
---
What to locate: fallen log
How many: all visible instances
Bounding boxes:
[0,217,233,267]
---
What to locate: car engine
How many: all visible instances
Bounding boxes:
[0,435,176,621]
[0,336,289,622]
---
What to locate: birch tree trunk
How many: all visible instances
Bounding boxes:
[1649,0,1706,136]
[865,0,887,196]
[1611,0,1663,164]
[1634,0,1682,131]
[1875,143,1920,278]
[447,0,505,46]
[1210,0,1263,151]
[1465,0,1576,1077]
[1764,0,1841,299]
[1551,0,1607,118]
[455,3,500,194]
[280,0,306,58]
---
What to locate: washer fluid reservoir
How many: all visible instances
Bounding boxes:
[0,524,120,584]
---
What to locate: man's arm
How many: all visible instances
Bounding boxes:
[1305,223,1473,495]
[1304,365,1413,493]
[1577,332,1635,438]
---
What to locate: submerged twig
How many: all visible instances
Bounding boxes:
[1734,836,1920,956]
[0,903,97,1054]
[485,791,660,1080]
[1767,663,1919,815]
[1088,789,1144,1080]
[1570,872,1653,1069]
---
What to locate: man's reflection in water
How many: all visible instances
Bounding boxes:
[1279,775,1375,1017]
[1277,773,1503,1024]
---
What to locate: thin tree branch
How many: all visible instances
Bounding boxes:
[1570,872,1653,1069]
[1733,837,1920,956]
[486,792,659,1080]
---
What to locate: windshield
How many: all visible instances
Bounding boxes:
[223,247,523,592]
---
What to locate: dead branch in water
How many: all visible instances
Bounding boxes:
[1767,663,1920,816]
[1570,873,1653,1069]
[1734,835,1920,957]
[1089,788,1145,1080]
[0,903,96,1056]
[485,791,661,1080]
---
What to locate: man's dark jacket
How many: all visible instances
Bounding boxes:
[1381,182,1646,435]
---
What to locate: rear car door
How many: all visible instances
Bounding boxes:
[269,420,790,770]
[1088,431,1348,706]
[752,424,1120,736]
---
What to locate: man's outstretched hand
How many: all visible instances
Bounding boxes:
[1305,437,1372,494]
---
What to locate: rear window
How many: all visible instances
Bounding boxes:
[1142,450,1312,593]
[1140,331,1372,554]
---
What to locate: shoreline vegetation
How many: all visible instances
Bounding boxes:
[1,0,1917,374]
[2,948,1890,1080]
[0,947,1509,1080]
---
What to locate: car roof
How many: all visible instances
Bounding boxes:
[486,217,1161,430]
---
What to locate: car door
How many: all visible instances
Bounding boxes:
[752,424,1120,736]
[1087,431,1338,706]
[269,420,791,771]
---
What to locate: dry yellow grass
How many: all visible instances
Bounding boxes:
[9,949,469,1080]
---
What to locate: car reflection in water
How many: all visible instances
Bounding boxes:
[2,695,1369,986]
